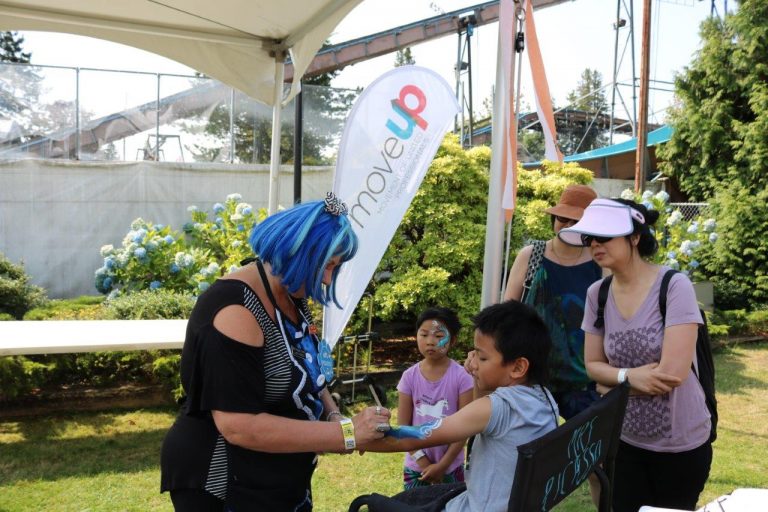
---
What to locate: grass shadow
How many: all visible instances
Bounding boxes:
[0,406,175,485]
[714,342,768,395]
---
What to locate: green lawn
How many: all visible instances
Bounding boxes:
[2,343,767,511]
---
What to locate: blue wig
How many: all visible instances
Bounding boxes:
[249,200,358,307]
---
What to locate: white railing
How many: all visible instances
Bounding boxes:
[0,319,186,356]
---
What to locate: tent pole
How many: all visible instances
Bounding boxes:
[480,28,510,309]
[268,58,285,214]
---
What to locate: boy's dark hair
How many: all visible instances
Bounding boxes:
[416,307,461,338]
[472,300,551,385]
[612,197,660,258]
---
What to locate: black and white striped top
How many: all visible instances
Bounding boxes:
[160,278,322,511]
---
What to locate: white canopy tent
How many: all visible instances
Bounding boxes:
[0,0,363,212]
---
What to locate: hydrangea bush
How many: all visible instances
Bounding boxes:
[620,188,718,281]
[95,194,265,297]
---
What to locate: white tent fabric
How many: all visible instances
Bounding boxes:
[0,0,363,212]
[0,0,362,106]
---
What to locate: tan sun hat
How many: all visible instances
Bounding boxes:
[544,184,598,221]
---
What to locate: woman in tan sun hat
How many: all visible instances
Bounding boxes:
[501,184,602,418]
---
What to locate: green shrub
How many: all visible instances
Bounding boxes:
[0,253,48,319]
[359,135,594,347]
[0,312,14,321]
[102,289,195,320]
[24,296,105,320]
[152,354,183,401]
[0,356,55,401]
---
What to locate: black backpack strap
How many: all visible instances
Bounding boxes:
[521,240,546,303]
[594,275,613,329]
[658,269,679,325]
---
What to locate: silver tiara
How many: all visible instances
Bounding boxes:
[324,192,348,216]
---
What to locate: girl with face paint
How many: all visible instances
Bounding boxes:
[395,307,475,489]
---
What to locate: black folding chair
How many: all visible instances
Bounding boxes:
[349,383,629,512]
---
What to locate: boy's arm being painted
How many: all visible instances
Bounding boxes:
[360,394,491,453]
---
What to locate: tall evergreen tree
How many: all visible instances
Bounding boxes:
[394,47,416,67]
[558,68,608,154]
[0,31,30,63]
[657,1,768,306]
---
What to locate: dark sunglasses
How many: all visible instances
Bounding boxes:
[553,215,576,224]
[581,234,615,246]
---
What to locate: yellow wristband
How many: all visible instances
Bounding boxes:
[339,417,356,450]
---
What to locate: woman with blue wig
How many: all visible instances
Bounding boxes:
[161,193,392,511]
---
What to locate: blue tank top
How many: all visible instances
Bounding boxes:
[524,257,602,393]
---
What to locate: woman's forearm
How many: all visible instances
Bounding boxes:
[214,411,348,453]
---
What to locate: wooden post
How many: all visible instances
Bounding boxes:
[634,0,652,193]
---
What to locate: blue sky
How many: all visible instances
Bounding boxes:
[19,0,728,124]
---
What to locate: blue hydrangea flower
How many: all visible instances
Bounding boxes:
[680,241,694,256]
[667,258,680,270]
[242,206,252,216]
[703,219,716,232]
[213,202,225,214]
[183,254,195,268]
[667,251,677,259]
[654,190,670,203]
[107,289,120,301]
[231,240,242,248]
[689,260,700,269]
[104,257,116,269]
[198,281,211,292]
[170,263,180,274]
[226,193,242,202]
[134,247,147,259]
[237,224,245,232]
[215,217,223,225]
[132,228,148,243]
[150,280,162,290]
[155,224,164,230]
[667,210,683,226]
[709,232,719,243]
[146,240,159,252]
[642,200,653,210]
[103,277,113,290]
[95,266,108,277]
[642,190,654,200]
[207,262,220,274]
[164,235,174,244]
[687,222,699,234]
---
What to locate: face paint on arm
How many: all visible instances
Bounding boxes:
[384,419,443,440]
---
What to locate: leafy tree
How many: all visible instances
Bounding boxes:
[559,68,609,154]
[657,1,768,306]
[394,47,416,67]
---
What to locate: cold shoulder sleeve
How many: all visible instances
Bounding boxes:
[183,324,266,416]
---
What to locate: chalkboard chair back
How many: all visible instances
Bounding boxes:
[508,382,630,512]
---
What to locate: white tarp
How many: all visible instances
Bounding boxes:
[0,0,363,106]
[323,66,458,348]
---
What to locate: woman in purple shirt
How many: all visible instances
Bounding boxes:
[558,198,711,512]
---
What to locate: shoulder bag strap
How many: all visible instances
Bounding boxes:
[521,240,547,302]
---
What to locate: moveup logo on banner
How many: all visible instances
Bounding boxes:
[323,66,459,348]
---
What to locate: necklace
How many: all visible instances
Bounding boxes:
[550,239,584,263]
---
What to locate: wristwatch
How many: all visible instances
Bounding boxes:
[617,368,630,384]
[411,449,426,461]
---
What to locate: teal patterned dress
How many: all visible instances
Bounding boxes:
[523,256,602,419]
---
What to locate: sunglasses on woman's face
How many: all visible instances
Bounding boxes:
[581,234,615,246]
[553,215,576,225]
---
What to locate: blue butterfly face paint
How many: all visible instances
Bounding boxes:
[432,320,450,349]
[384,419,443,440]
